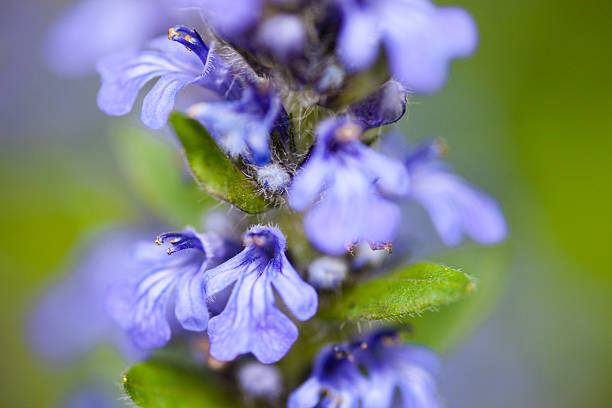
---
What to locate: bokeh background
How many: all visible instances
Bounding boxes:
[1,0,611,406]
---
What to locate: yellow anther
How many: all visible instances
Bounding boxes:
[170,239,179,244]
[168,27,179,40]
[184,34,192,43]
[166,248,172,255]
[360,342,369,350]
[155,239,162,245]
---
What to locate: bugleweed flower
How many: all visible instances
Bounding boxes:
[43,0,174,76]
[307,257,348,290]
[288,330,441,408]
[336,0,478,93]
[256,14,307,61]
[288,118,409,255]
[403,139,507,246]
[106,227,236,349]
[97,26,240,129]
[206,225,318,364]
[348,80,409,129]
[181,0,263,39]
[28,229,148,363]
[238,362,282,399]
[187,85,283,165]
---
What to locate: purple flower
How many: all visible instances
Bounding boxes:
[106,227,236,349]
[288,118,409,255]
[206,225,318,364]
[403,139,507,246]
[256,14,306,61]
[43,0,173,77]
[237,362,283,399]
[307,257,348,290]
[27,228,149,364]
[97,26,240,129]
[348,80,409,129]
[336,0,478,93]
[182,0,263,39]
[288,331,442,408]
[187,85,283,165]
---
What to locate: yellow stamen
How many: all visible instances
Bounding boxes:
[168,27,179,40]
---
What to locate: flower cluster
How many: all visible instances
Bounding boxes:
[289,330,441,408]
[32,0,509,406]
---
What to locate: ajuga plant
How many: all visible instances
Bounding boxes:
[31,1,509,407]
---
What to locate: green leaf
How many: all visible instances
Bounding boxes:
[170,112,271,214]
[408,246,509,353]
[110,125,213,226]
[324,262,475,322]
[122,361,241,408]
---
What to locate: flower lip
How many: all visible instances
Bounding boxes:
[168,25,209,65]
[243,229,281,258]
[155,231,204,255]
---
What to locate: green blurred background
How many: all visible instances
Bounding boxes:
[1,0,611,406]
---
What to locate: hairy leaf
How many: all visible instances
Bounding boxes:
[325,262,475,322]
[170,112,271,214]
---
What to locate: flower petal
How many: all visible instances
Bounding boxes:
[382,1,477,93]
[174,263,209,332]
[271,256,318,321]
[121,269,176,349]
[337,5,381,71]
[208,272,298,363]
[348,80,408,129]
[353,145,410,196]
[205,247,252,296]
[287,378,324,408]
[141,72,199,129]
[304,171,401,255]
[411,169,507,246]
[287,156,330,211]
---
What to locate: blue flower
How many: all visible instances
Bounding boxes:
[186,85,284,165]
[28,228,149,364]
[106,227,236,349]
[237,362,283,399]
[307,257,348,290]
[97,26,240,129]
[43,0,174,77]
[205,225,318,364]
[256,14,306,61]
[348,80,408,129]
[336,0,478,93]
[288,118,409,255]
[181,0,263,39]
[288,331,442,408]
[403,139,508,246]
